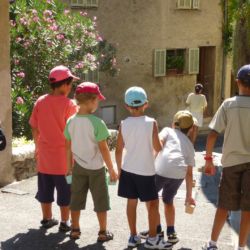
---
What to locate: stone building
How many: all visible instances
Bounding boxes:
[62,0,232,129]
[0,1,12,186]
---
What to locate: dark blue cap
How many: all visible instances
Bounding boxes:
[237,64,250,84]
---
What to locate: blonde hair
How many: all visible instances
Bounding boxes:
[75,92,98,104]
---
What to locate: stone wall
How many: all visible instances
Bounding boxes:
[0,1,12,186]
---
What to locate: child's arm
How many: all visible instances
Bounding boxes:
[98,140,118,182]
[185,166,195,205]
[66,139,73,175]
[153,121,162,153]
[31,127,39,159]
[115,126,124,179]
[204,130,218,175]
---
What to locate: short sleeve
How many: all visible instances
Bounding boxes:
[65,99,78,120]
[159,127,169,141]
[185,147,195,167]
[209,103,227,133]
[203,95,207,108]
[29,101,39,128]
[94,119,110,142]
[64,118,72,141]
[186,93,192,105]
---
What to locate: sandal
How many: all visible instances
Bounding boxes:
[97,230,114,242]
[69,228,81,240]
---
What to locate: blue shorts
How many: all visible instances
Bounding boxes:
[118,170,158,202]
[155,175,184,204]
[36,173,71,206]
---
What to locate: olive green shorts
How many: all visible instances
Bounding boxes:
[70,162,110,212]
[218,163,250,211]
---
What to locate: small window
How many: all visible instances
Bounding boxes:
[71,0,98,8]
[101,106,116,125]
[166,49,185,75]
[154,48,200,77]
[84,70,99,83]
[177,0,200,9]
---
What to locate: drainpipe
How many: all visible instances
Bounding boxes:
[221,0,228,102]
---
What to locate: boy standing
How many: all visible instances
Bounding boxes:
[203,65,250,250]
[140,111,196,245]
[64,82,117,241]
[29,65,78,231]
[116,86,172,249]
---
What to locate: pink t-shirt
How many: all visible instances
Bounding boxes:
[29,94,77,175]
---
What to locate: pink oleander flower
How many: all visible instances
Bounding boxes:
[31,9,38,15]
[86,53,96,62]
[75,62,84,69]
[93,16,97,21]
[76,23,81,28]
[49,24,58,31]
[20,17,28,26]
[33,16,39,23]
[16,72,25,78]
[47,0,52,3]
[112,58,117,66]
[16,97,24,105]
[44,17,54,23]
[46,40,53,47]
[96,35,103,42]
[80,11,87,16]
[14,59,20,65]
[16,37,22,43]
[64,10,70,15]
[23,41,31,48]
[10,20,16,27]
[43,10,53,17]
[56,34,65,40]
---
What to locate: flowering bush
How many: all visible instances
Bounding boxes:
[10,0,117,139]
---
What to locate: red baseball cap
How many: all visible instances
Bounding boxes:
[75,82,105,101]
[49,65,80,83]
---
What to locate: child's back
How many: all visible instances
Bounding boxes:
[121,115,155,176]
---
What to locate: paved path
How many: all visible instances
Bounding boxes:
[0,147,249,250]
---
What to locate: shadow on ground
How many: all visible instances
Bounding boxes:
[1,228,107,250]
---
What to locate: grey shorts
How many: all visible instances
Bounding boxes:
[70,162,110,212]
[155,175,184,204]
[218,163,250,211]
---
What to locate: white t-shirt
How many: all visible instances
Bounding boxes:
[186,93,207,113]
[64,114,110,170]
[155,127,195,179]
[209,96,250,168]
[121,116,155,176]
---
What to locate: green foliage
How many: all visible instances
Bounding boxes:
[166,55,185,71]
[10,0,117,139]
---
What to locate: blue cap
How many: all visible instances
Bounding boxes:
[237,64,250,84]
[125,86,148,107]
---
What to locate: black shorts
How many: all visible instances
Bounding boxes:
[118,170,158,202]
[36,172,71,206]
[155,175,184,204]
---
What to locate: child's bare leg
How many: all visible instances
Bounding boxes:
[164,203,175,226]
[71,210,81,229]
[60,206,70,222]
[41,203,52,219]
[239,211,250,247]
[210,207,228,242]
[147,199,159,237]
[127,199,138,235]
[96,211,107,232]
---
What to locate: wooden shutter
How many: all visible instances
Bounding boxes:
[192,0,200,9]
[177,0,192,9]
[188,48,200,74]
[85,70,99,83]
[154,49,166,77]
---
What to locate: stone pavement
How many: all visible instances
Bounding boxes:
[0,136,249,250]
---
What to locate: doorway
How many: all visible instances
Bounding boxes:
[197,46,216,116]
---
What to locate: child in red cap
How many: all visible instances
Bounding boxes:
[64,82,117,241]
[29,65,78,231]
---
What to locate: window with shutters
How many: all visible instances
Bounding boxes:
[177,0,200,9]
[154,48,200,77]
[84,70,99,83]
[71,0,98,8]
